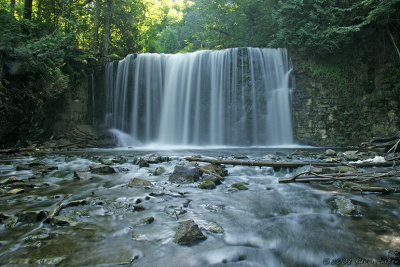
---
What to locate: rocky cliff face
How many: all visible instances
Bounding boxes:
[291,42,400,146]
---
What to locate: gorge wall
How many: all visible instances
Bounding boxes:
[291,36,400,146]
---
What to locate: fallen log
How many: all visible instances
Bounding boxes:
[349,186,400,194]
[279,170,399,183]
[43,194,71,224]
[185,157,397,169]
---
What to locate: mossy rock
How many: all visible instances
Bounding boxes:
[198,179,216,189]
[153,166,165,176]
[128,178,152,187]
[231,183,248,190]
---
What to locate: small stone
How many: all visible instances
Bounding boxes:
[128,178,152,187]
[153,166,165,176]
[138,159,150,168]
[16,164,30,171]
[173,219,207,246]
[142,216,155,224]
[198,179,216,189]
[134,205,145,211]
[90,165,117,174]
[73,171,92,180]
[231,183,248,190]
[51,215,77,226]
[325,149,336,156]
[8,188,25,194]
[0,176,23,185]
[202,221,224,233]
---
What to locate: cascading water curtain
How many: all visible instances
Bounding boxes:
[104,47,294,146]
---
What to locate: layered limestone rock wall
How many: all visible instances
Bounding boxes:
[291,43,400,146]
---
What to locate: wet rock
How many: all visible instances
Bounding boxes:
[29,160,45,167]
[73,171,92,180]
[51,215,78,226]
[334,196,358,216]
[232,154,248,159]
[4,216,18,228]
[325,149,337,156]
[153,166,165,176]
[198,179,216,189]
[202,221,224,233]
[8,188,25,194]
[138,159,150,168]
[231,183,248,190]
[16,210,48,223]
[202,174,222,185]
[0,188,6,195]
[169,162,201,183]
[113,156,127,164]
[0,213,10,223]
[16,164,30,171]
[142,216,155,224]
[128,178,152,187]
[344,150,359,161]
[275,151,287,157]
[201,164,228,177]
[90,165,117,174]
[134,205,145,211]
[142,154,162,164]
[99,158,113,165]
[173,219,207,246]
[0,176,23,185]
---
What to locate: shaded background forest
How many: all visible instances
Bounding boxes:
[0,0,400,146]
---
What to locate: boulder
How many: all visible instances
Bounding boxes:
[128,178,152,187]
[202,221,224,233]
[169,162,201,183]
[201,164,228,177]
[138,159,150,168]
[99,158,113,165]
[334,196,358,216]
[153,166,165,176]
[202,174,222,185]
[325,149,336,157]
[344,150,359,161]
[173,219,207,246]
[90,165,117,174]
[142,154,162,164]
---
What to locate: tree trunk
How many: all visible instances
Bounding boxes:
[93,0,102,54]
[23,0,33,20]
[103,0,112,57]
[10,0,15,17]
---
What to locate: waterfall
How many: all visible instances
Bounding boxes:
[104,47,294,146]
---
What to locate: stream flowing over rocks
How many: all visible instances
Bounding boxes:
[0,148,400,266]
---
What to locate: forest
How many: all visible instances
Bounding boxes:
[0,0,400,146]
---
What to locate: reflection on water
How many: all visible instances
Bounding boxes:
[0,148,399,266]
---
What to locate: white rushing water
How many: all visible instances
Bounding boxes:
[104,48,294,147]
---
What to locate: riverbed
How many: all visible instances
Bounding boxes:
[0,147,399,266]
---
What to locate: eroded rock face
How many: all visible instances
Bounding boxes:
[169,162,201,183]
[173,219,207,246]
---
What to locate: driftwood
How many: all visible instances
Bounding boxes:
[349,186,400,194]
[280,170,398,184]
[0,142,83,154]
[43,194,71,223]
[197,166,225,180]
[185,157,396,169]
[369,131,400,143]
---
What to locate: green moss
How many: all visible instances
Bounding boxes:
[231,183,248,190]
[198,179,216,189]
